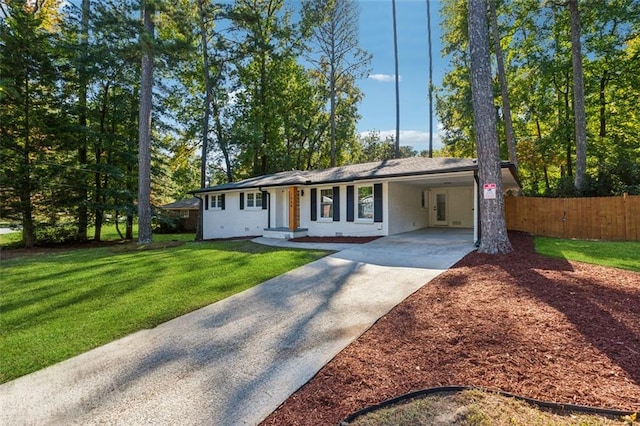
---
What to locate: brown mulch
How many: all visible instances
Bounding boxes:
[290,236,381,244]
[262,232,640,425]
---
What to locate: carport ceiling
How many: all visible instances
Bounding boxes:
[390,169,519,189]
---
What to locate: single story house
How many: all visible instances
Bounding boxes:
[190,157,520,242]
[159,197,199,231]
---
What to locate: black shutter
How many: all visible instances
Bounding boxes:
[346,186,354,222]
[205,194,209,210]
[332,186,340,221]
[310,188,317,221]
[262,191,268,210]
[221,194,225,210]
[240,192,244,210]
[374,183,383,223]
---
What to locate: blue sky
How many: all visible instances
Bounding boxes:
[356,0,445,152]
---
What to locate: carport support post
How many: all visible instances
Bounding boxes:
[474,172,480,245]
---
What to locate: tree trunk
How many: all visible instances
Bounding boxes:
[77,0,90,242]
[426,0,433,158]
[392,0,400,158]
[137,0,154,244]
[330,52,337,167]
[488,0,517,168]
[21,61,36,248]
[569,0,587,193]
[467,0,512,254]
[196,0,210,242]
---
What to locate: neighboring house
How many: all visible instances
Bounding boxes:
[190,157,520,242]
[159,198,199,231]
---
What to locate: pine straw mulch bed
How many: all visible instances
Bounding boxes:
[262,232,640,425]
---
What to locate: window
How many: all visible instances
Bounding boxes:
[247,192,262,209]
[211,194,223,209]
[180,210,189,218]
[320,188,333,219]
[357,185,374,220]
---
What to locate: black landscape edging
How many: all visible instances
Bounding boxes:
[340,385,637,424]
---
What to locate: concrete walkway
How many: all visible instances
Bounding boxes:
[0,228,475,426]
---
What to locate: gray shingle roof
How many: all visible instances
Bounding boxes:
[161,197,200,209]
[191,157,505,194]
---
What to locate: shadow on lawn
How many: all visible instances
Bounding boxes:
[499,232,640,386]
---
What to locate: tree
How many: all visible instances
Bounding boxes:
[137,0,154,244]
[76,0,90,241]
[306,0,370,167]
[0,0,64,248]
[392,0,400,158]
[488,0,517,168]
[229,0,295,176]
[195,0,212,241]
[437,0,476,158]
[354,131,417,163]
[426,0,434,158]
[568,0,587,193]
[467,0,512,254]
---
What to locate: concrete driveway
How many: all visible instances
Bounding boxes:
[0,228,474,426]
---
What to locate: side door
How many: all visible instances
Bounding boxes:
[430,190,448,226]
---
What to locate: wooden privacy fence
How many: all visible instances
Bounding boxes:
[504,194,640,241]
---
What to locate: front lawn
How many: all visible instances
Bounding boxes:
[534,237,640,272]
[0,239,331,383]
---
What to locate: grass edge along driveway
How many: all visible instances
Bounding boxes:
[0,239,331,384]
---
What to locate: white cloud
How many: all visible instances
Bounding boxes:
[359,129,443,153]
[368,73,402,83]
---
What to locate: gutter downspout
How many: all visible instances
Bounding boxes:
[259,187,270,230]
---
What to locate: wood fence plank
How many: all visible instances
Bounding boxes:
[504,195,639,241]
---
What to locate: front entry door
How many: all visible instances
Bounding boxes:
[431,190,448,226]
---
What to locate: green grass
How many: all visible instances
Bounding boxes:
[534,237,640,272]
[0,229,22,246]
[0,238,331,383]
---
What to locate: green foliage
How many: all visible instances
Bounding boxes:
[354,131,417,163]
[438,0,640,197]
[0,240,330,383]
[35,223,81,245]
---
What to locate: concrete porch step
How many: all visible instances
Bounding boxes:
[262,228,308,240]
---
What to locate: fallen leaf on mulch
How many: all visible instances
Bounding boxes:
[262,232,640,425]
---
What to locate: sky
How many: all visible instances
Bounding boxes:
[356,0,446,152]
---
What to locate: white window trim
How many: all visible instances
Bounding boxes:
[318,187,334,221]
[210,194,223,210]
[246,191,263,210]
[356,184,374,222]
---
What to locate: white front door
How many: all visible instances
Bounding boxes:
[275,189,287,228]
[431,190,448,226]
